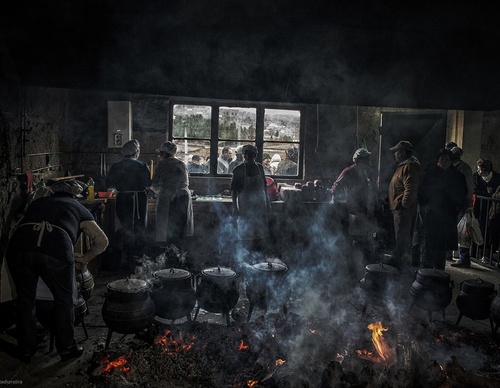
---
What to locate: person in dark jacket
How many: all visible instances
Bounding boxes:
[332,148,378,269]
[276,146,298,176]
[471,159,500,263]
[231,144,270,253]
[106,139,151,271]
[388,140,421,270]
[5,179,108,362]
[415,149,467,269]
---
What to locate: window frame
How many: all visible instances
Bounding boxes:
[168,97,305,178]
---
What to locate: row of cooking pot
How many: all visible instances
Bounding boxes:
[102,262,289,335]
[361,263,500,331]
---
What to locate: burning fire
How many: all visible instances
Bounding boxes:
[357,321,396,366]
[154,329,199,354]
[275,358,286,366]
[101,355,131,373]
[247,380,258,387]
[239,339,250,351]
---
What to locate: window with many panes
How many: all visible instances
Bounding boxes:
[171,100,303,177]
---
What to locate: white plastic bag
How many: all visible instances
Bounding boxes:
[457,212,483,247]
[469,212,483,246]
[457,214,471,247]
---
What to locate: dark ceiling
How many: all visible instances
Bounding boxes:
[1,0,500,110]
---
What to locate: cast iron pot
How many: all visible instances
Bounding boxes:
[410,268,454,312]
[75,264,95,301]
[245,261,290,320]
[102,278,156,334]
[195,266,240,314]
[490,289,500,333]
[456,278,496,322]
[152,268,196,320]
[359,263,399,295]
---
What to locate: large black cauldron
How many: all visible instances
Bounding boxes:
[410,268,454,320]
[152,268,196,321]
[245,261,290,322]
[194,266,240,326]
[102,278,156,348]
[456,278,496,326]
[359,263,399,314]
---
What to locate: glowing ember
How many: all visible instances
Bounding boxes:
[239,339,250,351]
[357,321,396,366]
[154,329,199,354]
[101,355,131,373]
[275,358,286,366]
[247,379,258,387]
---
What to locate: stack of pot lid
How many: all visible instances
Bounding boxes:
[107,278,149,293]
[155,268,191,280]
[252,262,288,272]
[201,267,237,278]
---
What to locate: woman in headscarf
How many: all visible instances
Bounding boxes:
[106,139,151,270]
[231,144,270,252]
[276,146,298,175]
[151,141,193,250]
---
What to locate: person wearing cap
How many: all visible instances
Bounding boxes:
[4,179,108,362]
[332,148,378,273]
[262,153,272,175]
[387,140,421,270]
[414,148,467,270]
[276,146,298,176]
[151,141,193,250]
[187,154,207,174]
[231,144,270,252]
[106,139,152,271]
[228,146,244,174]
[446,146,474,263]
[444,141,458,151]
[217,146,234,174]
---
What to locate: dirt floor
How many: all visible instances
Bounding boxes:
[1,253,500,387]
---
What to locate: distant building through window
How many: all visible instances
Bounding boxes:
[171,100,303,177]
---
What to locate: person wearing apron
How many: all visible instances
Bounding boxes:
[151,141,194,251]
[231,145,270,254]
[106,139,151,271]
[4,179,108,363]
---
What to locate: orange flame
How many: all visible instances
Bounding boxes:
[154,329,197,354]
[247,379,258,387]
[101,355,131,373]
[275,358,286,366]
[367,321,396,364]
[239,339,250,351]
[357,321,396,366]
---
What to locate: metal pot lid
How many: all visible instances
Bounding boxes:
[417,268,450,279]
[155,268,191,280]
[252,262,288,272]
[201,267,237,278]
[107,278,149,293]
[462,278,494,289]
[365,263,398,274]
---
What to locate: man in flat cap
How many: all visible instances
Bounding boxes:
[388,140,421,270]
